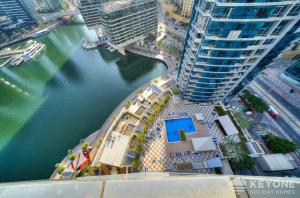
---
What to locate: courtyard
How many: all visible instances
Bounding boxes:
[139,100,227,173]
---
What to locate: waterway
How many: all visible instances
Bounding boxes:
[0,24,167,182]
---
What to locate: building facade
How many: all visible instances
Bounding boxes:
[33,0,65,13]
[79,0,158,49]
[181,0,194,18]
[281,60,300,88]
[177,0,300,103]
[0,0,39,25]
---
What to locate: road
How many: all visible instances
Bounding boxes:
[256,77,300,118]
[247,86,300,145]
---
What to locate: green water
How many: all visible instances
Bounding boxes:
[0,24,167,182]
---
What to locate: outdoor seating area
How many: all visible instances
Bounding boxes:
[139,101,226,174]
[95,77,173,172]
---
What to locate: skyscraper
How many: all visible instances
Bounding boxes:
[181,0,194,18]
[177,0,300,103]
[33,0,65,13]
[79,0,158,49]
[0,0,39,25]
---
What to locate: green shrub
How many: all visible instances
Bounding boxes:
[136,132,146,143]
[81,142,89,150]
[143,124,149,133]
[171,87,180,95]
[131,159,139,169]
[147,115,154,124]
[179,129,186,141]
[134,145,143,155]
[230,155,255,171]
[68,153,77,161]
[241,90,268,113]
[215,106,227,116]
[266,134,298,153]
[57,165,65,175]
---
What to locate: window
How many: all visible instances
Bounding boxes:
[288,4,300,16]
[242,50,253,56]
[263,39,275,45]
[272,6,287,17]
[249,40,261,46]
[271,20,291,35]
[254,49,266,55]
[248,58,258,63]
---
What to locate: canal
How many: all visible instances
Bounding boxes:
[0,24,167,182]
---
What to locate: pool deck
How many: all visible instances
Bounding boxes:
[163,116,210,155]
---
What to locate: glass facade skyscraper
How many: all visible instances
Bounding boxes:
[0,0,39,25]
[79,0,158,49]
[177,0,300,103]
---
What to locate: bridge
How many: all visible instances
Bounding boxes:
[40,10,80,22]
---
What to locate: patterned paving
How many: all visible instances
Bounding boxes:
[138,100,226,174]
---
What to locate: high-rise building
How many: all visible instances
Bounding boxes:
[181,0,194,18]
[281,60,300,88]
[177,0,300,103]
[79,0,158,49]
[0,0,39,26]
[33,0,65,13]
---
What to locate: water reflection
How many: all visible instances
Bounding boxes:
[116,52,157,83]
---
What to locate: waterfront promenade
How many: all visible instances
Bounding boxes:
[51,74,172,179]
[126,46,179,75]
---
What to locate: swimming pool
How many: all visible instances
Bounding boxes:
[165,117,196,143]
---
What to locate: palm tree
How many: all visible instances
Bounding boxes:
[222,137,244,162]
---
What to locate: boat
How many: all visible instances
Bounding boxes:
[10,40,46,67]
[82,42,98,50]
[32,28,49,38]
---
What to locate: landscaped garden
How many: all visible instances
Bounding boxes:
[240,90,268,113]
[265,134,298,154]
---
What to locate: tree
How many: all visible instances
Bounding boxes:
[138,88,144,93]
[215,106,227,116]
[241,90,268,113]
[143,124,149,133]
[57,164,65,175]
[68,153,77,170]
[136,132,146,143]
[153,104,161,116]
[171,87,180,95]
[158,99,165,108]
[266,134,298,153]
[222,137,244,162]
[79,165,97,177]
[81,142,89,150]
[134,145,143,155]
[230,155,255,171]
[179,129,186,141]
[147,115,154,124]
[131,159,139,169]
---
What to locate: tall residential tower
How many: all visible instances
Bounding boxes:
[177,0,300,103]
[79,0,158,49]
[33,0,65,13]
[0,0,39,26]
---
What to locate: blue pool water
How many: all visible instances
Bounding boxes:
[165,118,196,143]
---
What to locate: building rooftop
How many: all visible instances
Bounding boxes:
[1,173,299,198]
[218,115,239,136]
[100,0,152,13]
[99,131,130,167]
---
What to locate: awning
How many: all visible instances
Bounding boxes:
[218,115,239,136]
[195,113,204,121]
[191,137,216,152]
[207,157,223,168]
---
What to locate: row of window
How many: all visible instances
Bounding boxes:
[205,20,291,38]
